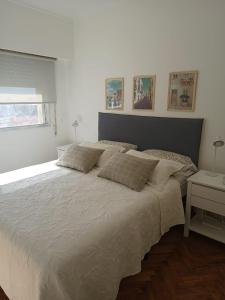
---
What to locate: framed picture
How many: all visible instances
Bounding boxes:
[167,71,198,112]
[133,75,155,110]
[105,78,124,110]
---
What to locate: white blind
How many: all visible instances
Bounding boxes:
[0,51,56,104]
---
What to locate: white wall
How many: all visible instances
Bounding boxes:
[69,0,225,173]
[0,0,73,59]
[0,0,73,172]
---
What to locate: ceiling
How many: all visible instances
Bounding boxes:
[11,0,117,19]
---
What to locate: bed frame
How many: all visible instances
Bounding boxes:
[98,112,203,166]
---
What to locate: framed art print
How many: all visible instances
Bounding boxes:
[167,71,198,112]
[105,78,124,110]
[133,75,155,110]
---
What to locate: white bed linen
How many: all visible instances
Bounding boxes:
[0,161,184,300]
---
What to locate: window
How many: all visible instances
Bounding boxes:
[0,50,56,129]
[0,87,48,128]
[0,103,47,129]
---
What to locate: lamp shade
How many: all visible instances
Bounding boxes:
[213,137,224,148]
[72,120,79,127]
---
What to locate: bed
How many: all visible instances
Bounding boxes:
[0,113,203,300]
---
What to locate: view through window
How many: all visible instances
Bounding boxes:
[0,87,48,129]
[0,104,46,129]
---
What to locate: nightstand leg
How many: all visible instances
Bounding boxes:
[184,182,192,237]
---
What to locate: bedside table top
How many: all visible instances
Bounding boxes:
[188,170,225,191]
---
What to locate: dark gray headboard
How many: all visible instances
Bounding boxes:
[98,112,203,166]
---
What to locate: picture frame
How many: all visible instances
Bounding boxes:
[167,71,198,112]
[133,75,156,110]
[105,78,124,110]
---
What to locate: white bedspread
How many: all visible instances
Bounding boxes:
[0,161,184,300]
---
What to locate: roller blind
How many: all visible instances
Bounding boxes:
[0,50,56,104]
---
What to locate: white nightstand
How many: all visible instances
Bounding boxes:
[184,170,225,243]
[56,144,73,158]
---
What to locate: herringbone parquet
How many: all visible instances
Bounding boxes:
[117,226,225,300]
[1,225,225,300]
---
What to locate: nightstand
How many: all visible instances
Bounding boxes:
[56,144,73,158]
[184,170,225,243]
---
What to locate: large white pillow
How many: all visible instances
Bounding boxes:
[98,140,137,152]
[143,149,198,177]
[79,141,124,151]
[126,150,184,185]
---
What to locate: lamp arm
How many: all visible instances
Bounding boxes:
[213,146,217,173]
[73,126,77,142]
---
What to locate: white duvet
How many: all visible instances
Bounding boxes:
[0,161,184,300]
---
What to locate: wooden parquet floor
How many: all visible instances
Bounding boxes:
[1,225,225,300]
[117,226,225,300]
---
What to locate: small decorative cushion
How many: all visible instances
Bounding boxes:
[98,152,159,191]
[57,144,103,173]
[98,140,137,152]
[126,150,183,185]
[79,141,125,167]
[97,148,121,168]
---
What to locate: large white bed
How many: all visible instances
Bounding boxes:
[0,160,184,300]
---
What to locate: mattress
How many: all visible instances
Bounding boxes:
[0,161,185,300]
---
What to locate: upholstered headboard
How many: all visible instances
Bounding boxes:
[98,112,203,166]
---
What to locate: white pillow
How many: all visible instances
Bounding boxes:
[79,141,124,151]
[143,149,198,178]
[98,140,137,152]
[126,150,184,185]
[79,142,125,167]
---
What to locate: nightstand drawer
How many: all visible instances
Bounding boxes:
[192,184,225,204]
[191,195,225,216]
[185,170,225,242]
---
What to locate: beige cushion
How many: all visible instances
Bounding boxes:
[98,140,137,152]
[57,144,103,173]
[79,141,125,167]
[97,148,121,168]
[127,150,183,185]
[98,152,159,191]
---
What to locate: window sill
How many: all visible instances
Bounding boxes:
[0,123,51,131]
